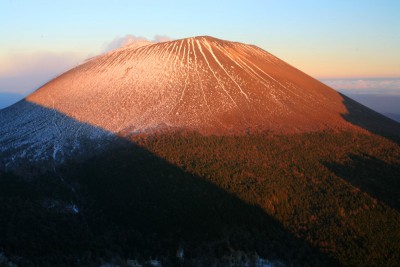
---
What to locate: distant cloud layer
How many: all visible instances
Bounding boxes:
[321,78,400,95]
[0,51,87,109]
[104,34,172,52]
[0,52,84,94]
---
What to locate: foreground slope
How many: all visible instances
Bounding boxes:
[1,130,399,266]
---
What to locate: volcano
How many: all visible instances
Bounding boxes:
[1,36,400,266]
[25,36,350,134]
[2,36,399,168]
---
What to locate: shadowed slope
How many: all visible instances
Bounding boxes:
[0,102,337,266]
[325,153,400,211]
[0,100,116,174]
[341,94,400,143]
[133,130,400,267]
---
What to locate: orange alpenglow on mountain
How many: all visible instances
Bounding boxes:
[26,36,353,134]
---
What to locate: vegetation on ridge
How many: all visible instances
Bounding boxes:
[0,130,399,266]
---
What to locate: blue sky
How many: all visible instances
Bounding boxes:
[1,0,400,104]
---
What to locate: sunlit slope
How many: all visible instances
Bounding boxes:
[27,36,349,135]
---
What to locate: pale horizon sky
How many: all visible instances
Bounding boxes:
[1,0,400,102]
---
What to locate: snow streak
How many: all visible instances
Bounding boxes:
[203,39,250,102]
[196,39,237,106]
[191,38,211,112]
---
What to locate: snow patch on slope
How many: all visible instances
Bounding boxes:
[0,100,115,171]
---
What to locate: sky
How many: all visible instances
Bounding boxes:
[1,0,400,108]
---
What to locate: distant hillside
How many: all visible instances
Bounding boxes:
[384,113,400,123]
[0,93,23,109]
[346,94,400,123]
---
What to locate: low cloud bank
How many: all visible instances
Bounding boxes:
[319,78,400,120]
[0,52,84,95]
[320,78,400,95]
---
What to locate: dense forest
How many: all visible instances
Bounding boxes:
[1,130,399,266]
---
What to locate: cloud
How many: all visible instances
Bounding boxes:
[153,35,172,43]
[320,78,400,95]
[104,34,173,52]
[104,35,148,52]
[0,52,85,94]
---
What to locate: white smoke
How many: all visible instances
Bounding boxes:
[104,34,173,52]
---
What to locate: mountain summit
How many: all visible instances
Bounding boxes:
[26,36,352,134]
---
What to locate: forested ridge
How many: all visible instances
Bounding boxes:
[1,130,399,266]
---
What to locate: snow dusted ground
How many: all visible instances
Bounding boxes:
[0,100,116,172]
[0,36,355,169]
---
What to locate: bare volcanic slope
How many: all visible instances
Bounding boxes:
[1,36,399,169]
[26,36,351,134]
